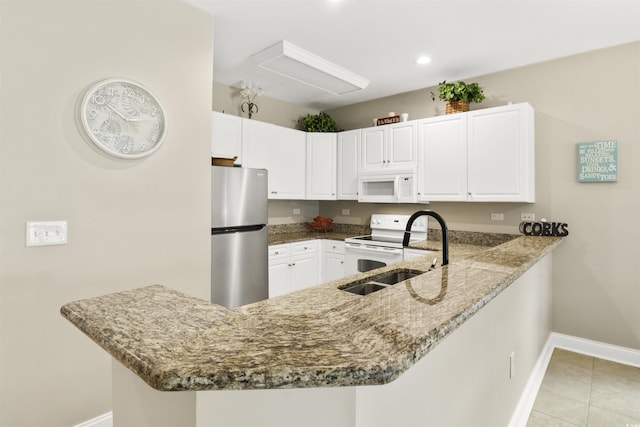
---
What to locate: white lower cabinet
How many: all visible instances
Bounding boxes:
[323,240,345,282]
[267,244,291,298]
[269,239,351,298]
[268,241,318,298]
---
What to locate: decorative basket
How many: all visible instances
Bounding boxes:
[212,156,237,167]
[445,101,470,115]
[306,216,334,233]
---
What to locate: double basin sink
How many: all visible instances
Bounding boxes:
[339,268,423,295]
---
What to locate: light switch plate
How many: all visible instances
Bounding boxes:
[26,221,68,247]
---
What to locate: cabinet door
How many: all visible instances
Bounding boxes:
[417,115,468,202]
[273,127,306,199]
[268,244,291,298]
[306,133,337,200]
[360,126,386,171]
[325,252,345,282]
[337,130,360,200]
[291,255,318,292]
[467,103,534,202]
[241,119,277,171]
[212,112,242,163]
[290,241,318,292]
[387,121,417,169]
[268,260,290,298]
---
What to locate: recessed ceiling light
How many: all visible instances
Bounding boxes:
[415,55,431,65]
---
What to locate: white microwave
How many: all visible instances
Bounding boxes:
[358,170,418,203]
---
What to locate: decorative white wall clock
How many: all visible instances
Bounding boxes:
[79,78,167,159]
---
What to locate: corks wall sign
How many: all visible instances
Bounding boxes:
[519,221,569,237]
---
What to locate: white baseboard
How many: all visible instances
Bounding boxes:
[508,332,640,427]
[73,412,112,427]
[76,333,640,427]
[549,332,640,367]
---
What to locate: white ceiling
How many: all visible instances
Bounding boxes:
[185,0,640,110]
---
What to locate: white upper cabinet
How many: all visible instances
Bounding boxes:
[417,102,534,203]
[276,127,307,199]
[360,121,417,172]
[388,121,418,169]
[306,133,337,200]
[211,111,242,163]
[337,129,360,200]
[242,119,306,200]
[360,126,385,171]
[417,114,468,202]
[467,103,535,202]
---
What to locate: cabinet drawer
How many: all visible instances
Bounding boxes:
[291,240,317,256]
[268,244,290,260]
[325,240,345,254]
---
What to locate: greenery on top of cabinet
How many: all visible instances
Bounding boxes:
[297,112,342,132]
[431,80,486,103]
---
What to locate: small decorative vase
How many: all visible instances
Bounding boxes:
[445,101,470,115]
[241,101,259,119]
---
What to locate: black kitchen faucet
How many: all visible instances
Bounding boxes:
[403,210,449,266]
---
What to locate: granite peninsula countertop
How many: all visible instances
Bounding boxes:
[61,234,563,392]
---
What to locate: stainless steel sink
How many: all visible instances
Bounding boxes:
[340,269,423,295]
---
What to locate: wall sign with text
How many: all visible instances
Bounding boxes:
[577,140,618,183]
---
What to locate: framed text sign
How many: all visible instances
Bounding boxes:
[577,140,618,183]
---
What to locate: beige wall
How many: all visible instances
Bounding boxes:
[212,81,319,129]
[0,1,213,426]
[326,42,640,350]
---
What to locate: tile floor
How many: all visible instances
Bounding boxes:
[527,348,640,426]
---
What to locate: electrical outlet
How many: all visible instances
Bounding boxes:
[26,221,68,247]
[521,213,535,221]
[342,209,350,216]
[293,208,301,215]
[491,213,504,221]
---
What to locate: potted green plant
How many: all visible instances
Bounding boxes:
[431,80,486,114]
[296,112,342,132]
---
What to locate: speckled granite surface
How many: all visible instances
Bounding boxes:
[267,223,368,245]
[61,235,563,392]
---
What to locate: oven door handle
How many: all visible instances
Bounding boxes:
[345,243,403,255]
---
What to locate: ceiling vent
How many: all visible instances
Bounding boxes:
[250,40,369,95]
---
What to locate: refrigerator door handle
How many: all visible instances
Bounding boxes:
[211,224,266,235]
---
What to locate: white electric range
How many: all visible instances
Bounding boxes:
[344,214,428,276]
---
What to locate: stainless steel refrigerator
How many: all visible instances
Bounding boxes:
[211,166,268,308]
